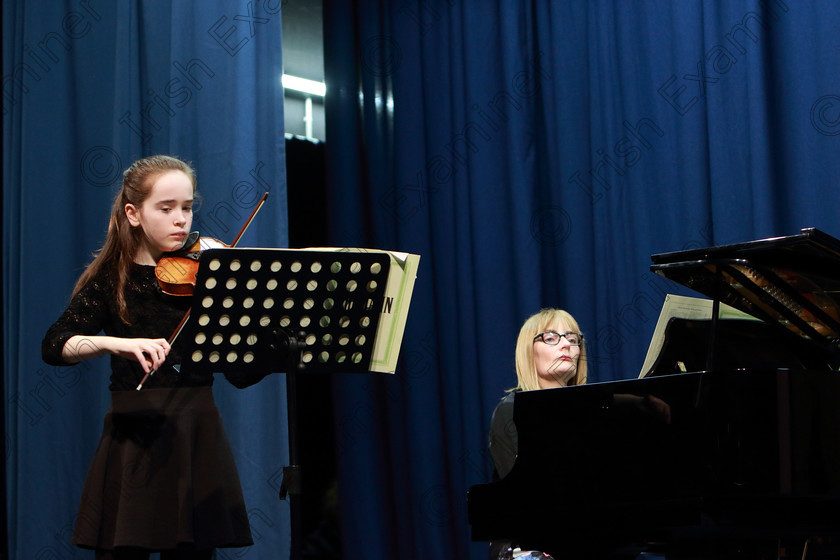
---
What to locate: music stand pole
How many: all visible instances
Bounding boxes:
[273,330,306,559]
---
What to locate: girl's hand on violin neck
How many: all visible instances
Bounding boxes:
[111,337,171,373]
[61,335,171,373]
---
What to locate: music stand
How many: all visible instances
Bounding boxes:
[179,247,394,558]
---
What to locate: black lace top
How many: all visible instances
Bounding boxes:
[42,263,265,391]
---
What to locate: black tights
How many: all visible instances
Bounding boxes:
[95,549,214,560]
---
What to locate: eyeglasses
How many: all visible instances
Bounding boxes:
[533,331,584,346]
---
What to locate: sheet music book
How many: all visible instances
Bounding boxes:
[639,294,759,378]
[301,248,420,373]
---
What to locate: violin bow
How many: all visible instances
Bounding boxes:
[136,191,270,390]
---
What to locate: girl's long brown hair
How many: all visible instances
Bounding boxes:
[72,155,196,324]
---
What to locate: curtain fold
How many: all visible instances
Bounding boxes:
[324,1,840,558]
[3,2,290,558]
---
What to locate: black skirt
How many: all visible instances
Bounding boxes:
[73,386,254,551]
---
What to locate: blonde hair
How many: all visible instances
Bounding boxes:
[72,155,196,324]
[511,308,587,392]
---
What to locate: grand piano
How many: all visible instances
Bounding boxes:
[468,228,840,559]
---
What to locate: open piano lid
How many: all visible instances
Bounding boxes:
[650,227,840,349]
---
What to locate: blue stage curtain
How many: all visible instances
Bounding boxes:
[3,1,290,558]
[324,1,840,558]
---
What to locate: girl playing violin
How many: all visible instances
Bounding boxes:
[42,155,264,559]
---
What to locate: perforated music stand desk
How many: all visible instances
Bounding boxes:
[179,248,391,376]
[179,247,394,559]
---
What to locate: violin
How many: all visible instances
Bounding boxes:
[136,192,268,390]
[155,235,229,296]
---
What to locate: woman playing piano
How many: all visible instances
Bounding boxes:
[489,308,587,480]
[487,308,587,559]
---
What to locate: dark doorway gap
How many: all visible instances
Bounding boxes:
[285,137,342,560]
